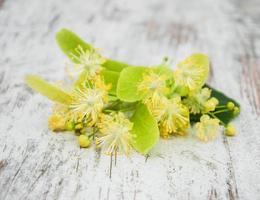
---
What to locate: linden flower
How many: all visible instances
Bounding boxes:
[48,103,70,131]
[48,114,67,131]
[71,46,106,77]
[145,92,166,121]
[204,97,219,113]
[158,97,190,138]
[194,115,220,142]
[173,54,209,91]
[96,113,133,155]
[69,80,109,126]
[183,87,218,114]
[138,71,168,104]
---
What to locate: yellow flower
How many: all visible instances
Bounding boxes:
[48,103,70,131]
[227,102,235,110]
[48,114,67,131]
[204,97,219,113]
[69,79,109,126]
[138,71,168,105]
[71,46,106,77]
[183,87,218,114]
[145,92,166,121]
[195,115,220,142]
[158,97,190,138]
[96,112,133,155]
[173,54,209,91]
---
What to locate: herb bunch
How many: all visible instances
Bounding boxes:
[25,29,240,156]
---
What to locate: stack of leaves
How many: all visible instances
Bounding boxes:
[25,29,240,156]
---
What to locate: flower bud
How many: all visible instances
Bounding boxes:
[78,135,90,148]
[227,102,235,110]
[225,123,236,136]
[66,120,75,131]
[233,107,240,116]
[75,123,83,130]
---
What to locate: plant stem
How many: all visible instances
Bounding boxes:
[213,109,229,114]
[208,112,225,126]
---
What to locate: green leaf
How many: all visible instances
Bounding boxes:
[207,85,240,124]
[116,66,148,102]
[153,65,173,79]
[131,103,159,154]
[102,60,129,72]
[25,75,72,104]
[178,53,209,67]
[56,28,94,63]
[101,70,120,95]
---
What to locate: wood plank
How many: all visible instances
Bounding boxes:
[0,0,259,199]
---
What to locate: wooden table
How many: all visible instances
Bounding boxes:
[0,0,259,199]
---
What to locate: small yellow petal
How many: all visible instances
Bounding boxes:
[48,115,67,132]
[75,123,83,130]
[204,97,219,113]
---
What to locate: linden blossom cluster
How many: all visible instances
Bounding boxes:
[25,29,240,156]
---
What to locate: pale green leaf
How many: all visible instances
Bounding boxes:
[25,75,72,104]
[131,103,159,154]
[101,70,120,95]
[153,65,173,79]
[178,53,209,66]
[116,66,148,102]
[102,60,129,72]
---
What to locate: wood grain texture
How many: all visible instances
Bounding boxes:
[0,0,259,199]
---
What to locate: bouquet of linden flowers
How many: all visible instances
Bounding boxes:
[25,29,240,157]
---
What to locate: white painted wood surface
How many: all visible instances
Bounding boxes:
[0,0,259,199]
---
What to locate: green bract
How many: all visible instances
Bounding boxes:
[25,75,72,104]
[102,59,129,72]
[117,66,148,102]
[131,104,159,154]
[101,70,120,95]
